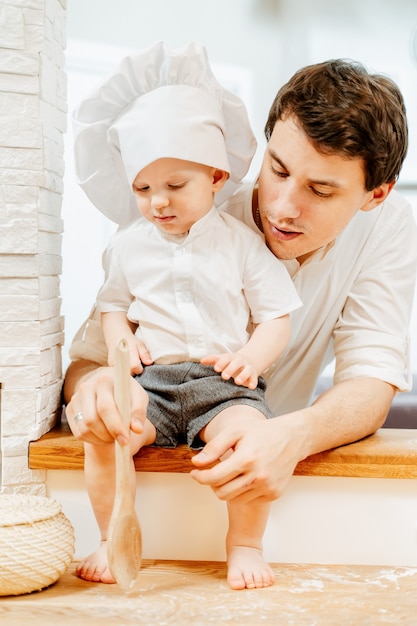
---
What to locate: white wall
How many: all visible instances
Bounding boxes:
[0,0,66,492]
[62,0,417,374]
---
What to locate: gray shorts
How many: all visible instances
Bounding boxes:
[134,362,273,449]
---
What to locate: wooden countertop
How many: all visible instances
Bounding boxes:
[29,420,417,479]
[1,560,417,625]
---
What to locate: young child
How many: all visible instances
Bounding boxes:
[72,42,302,590]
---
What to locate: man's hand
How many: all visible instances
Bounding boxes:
[64,362,149,446]
[190,414,304,503]
[201,352,259,389]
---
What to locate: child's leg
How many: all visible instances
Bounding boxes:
[200,405,275,590]
[76,418,156,583]
[226,498,274,590]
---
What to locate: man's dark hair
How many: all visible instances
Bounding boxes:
[265,59,408,190]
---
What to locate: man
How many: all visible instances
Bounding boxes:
[64,57,417,508]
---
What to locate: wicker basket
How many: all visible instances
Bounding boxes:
[0,494,75,596]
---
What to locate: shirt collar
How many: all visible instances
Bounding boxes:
[281,240,335,277]
[158,205,217,244]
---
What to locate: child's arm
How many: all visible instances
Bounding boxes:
[101,311,153,375]
[201,314,291,390]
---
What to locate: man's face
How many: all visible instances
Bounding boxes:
[257,116,382,263]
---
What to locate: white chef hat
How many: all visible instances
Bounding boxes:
[72,41,257,225]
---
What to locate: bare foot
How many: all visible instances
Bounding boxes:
[226,545,275,590]
[76,542,115,583]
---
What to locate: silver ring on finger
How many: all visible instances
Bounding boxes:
[73,412,84,424]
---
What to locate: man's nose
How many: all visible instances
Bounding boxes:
[273,182,302,220]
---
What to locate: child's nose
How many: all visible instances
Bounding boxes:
[151,193,169,210]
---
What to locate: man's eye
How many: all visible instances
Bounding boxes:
[270,165,288,179]
[311,187,333,198]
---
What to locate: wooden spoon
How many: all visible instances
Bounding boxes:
[107,338,142,590]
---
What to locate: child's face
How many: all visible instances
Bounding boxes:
[132,158,227,235]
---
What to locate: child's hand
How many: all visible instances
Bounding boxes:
[201,352,258,390]
[128,336,153,375]
[108,336,153,375]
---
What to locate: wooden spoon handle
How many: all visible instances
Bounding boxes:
[114,339,132,487]
[114,339,131,430]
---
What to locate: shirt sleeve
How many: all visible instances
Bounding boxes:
[68,230,131,364]
[333,200,417,391]
[95,241,133,314]
[68,304,108,365]
[241,229,303,323]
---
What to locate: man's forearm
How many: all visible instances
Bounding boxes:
[62,359,103,404]
[296,377,396,460]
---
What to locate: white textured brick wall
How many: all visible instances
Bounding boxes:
[0,0,66,494]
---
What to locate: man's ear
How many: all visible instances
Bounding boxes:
[212,169,229,192]
[361,181,395,212]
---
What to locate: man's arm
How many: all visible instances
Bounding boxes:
[190,377,395,503]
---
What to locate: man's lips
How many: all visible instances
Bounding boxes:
[268,221,301,241]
